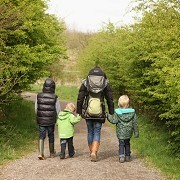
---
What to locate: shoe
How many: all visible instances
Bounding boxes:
[38,154,46,160]
[60,155,65,159]
[91,152,97,162]
[119,156,125,163]
[125,156,131,162]
[69,151,75,158]
[50,150,56,158]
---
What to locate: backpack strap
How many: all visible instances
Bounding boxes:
[82,79,87,87]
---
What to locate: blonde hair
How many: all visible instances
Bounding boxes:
[118,95,129,108]
[65,103,76,112]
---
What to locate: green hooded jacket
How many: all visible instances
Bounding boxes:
[56,109,81,139]
[107,108,139,139]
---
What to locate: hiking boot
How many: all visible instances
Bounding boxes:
[119,156,125,163]
[125,156,131,162]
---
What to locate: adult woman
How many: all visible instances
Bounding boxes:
[76,66,114,161]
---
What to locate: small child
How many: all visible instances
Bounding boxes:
[107,95,139,163]
[56,102,81,159]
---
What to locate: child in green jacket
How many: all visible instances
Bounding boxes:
[107,95,139,163]
[56,103,81,159]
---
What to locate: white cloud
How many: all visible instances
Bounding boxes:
[47,0,135,32]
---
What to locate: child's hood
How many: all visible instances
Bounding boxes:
[115,108,135,122]
[58,110,72,120]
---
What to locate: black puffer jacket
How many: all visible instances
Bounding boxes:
[76,66,114,123]
[37,78,58,126]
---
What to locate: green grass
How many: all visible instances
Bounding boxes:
[30,84,79,102]
[0,99,38,165]
[107,115,180,179]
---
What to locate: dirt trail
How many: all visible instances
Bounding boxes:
[0,92,166,180]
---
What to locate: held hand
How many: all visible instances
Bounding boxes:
[79,113,85,119]
[77,113,81,117]
[134,133,139,138]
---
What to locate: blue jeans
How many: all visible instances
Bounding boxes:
[60,137,75,157]
[39,125,55,143]
[86,120,102,144]
[119,139,131,157]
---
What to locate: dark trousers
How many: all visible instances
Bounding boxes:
[119,139,131,157]
[39,125,55,143]
[60,137,75,157]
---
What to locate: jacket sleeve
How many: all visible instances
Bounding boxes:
[76,83,87,115]
[104,83,114,115]
[35,96,37,115]
[56,115,60,126]
[56,98,61,116]
[70,114,81,125]
[132,113,139,138]
[107,113,118,124]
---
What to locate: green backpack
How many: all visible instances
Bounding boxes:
[84,75,107,118]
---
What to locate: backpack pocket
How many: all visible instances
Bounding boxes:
[87,98,102,117]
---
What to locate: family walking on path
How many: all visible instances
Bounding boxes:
[0,98,165,179]
[0,66,165,180]
[35,66,139,163]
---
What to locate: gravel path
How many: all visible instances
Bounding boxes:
[0,92,166,180]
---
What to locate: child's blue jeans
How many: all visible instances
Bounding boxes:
[86,120,102,144]
[60,137,75,158]
[119,139,131,157]
[39,125,55,143]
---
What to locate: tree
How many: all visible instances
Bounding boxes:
[129,0,180,155]
[0,0,66,104]
[77,22,133,97]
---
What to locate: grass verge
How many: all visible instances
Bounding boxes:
[131,115,180,179]
[0,98,37,166]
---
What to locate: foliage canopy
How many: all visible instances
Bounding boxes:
[0,0,66,104]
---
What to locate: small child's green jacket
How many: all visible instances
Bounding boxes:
[56,109,81,139]
[107,108,139,139]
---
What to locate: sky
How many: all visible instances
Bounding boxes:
[47,0,135,32]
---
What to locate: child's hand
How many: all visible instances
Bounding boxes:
[134,133,139,138]
[77,114,81,118]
